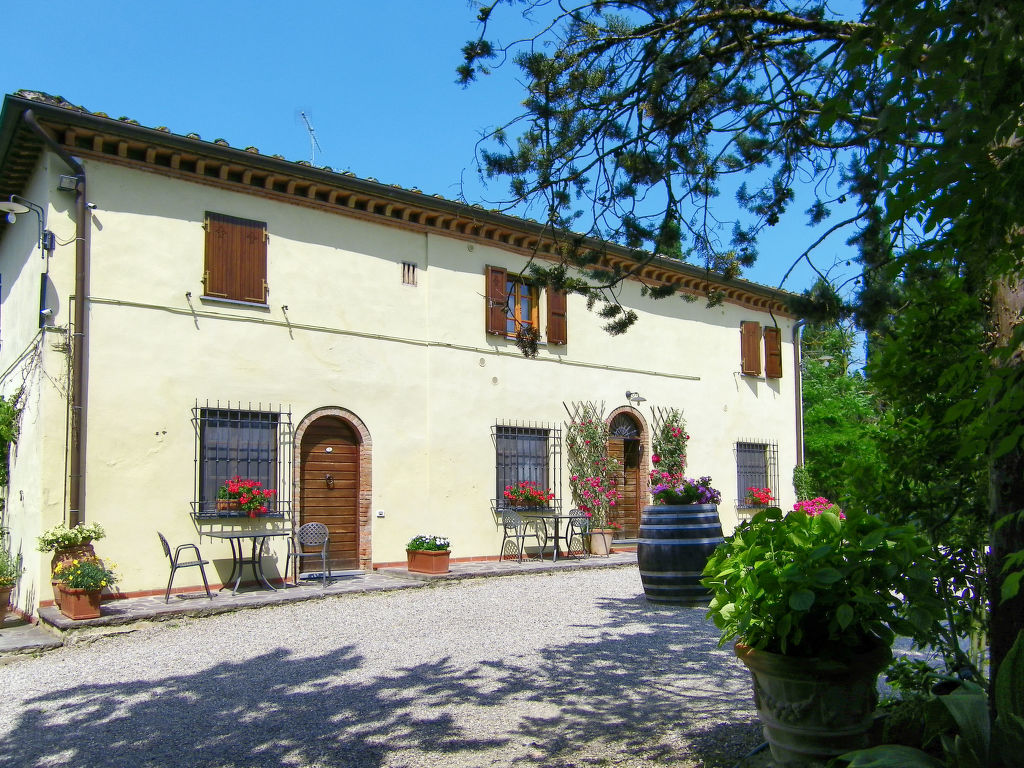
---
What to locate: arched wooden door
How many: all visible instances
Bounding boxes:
[300,416,360,571]
[607,413,643,538]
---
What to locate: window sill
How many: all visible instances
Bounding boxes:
[200,295,270,311]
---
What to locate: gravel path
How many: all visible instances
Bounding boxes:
[0,568,761,768]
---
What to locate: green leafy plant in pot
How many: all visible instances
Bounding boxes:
[406,534,451,574]
[0,547,23,624]
[701,506,944,766]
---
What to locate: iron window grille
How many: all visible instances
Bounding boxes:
[191,401,293,519]
[493,421,562,511]
[735,440,779,508]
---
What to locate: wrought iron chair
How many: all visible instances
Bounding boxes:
[285,522,330,587]
[564,510,591,559]
[158,532,213,603]
[500,509,547,562]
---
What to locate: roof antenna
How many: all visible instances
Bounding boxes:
[299,111,323,166]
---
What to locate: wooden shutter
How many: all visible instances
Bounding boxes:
[204,212,268,303]
[546,289,568,344]
[485,265,507,335]
[764,326,783,378]
[740,321,762,376]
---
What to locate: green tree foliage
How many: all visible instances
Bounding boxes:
[461,1,864,330]
[0,389,22,487]
[798,318,879,507]
[855,268,990,677]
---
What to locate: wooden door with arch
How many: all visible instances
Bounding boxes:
[299,416,360,573]
[607,412,644,538]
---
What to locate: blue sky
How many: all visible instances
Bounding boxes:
[3,1,858,296]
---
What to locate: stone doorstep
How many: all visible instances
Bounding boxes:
[4,552,638,657]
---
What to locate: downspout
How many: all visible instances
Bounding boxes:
[22,109,88,526]
[792,319,807,467]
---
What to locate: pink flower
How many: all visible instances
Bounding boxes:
[651,454,661,464]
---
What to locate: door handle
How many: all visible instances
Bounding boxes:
[325,474,335,489]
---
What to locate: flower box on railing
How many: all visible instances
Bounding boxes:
[190,501,287,521]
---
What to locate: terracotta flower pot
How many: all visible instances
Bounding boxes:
[57,585,103,620]
[406,549,450,574]
[588,528,614,556]
[50,543,98,608]
[0,585,12,625]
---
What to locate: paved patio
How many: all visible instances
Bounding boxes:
[1,550,637,657]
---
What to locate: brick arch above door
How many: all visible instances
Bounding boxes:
[293,407,373,571]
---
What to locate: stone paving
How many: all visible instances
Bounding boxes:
[1,550,637,656]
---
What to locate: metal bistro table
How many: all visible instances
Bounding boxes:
[205,530,289,594]
[524,512,584,562]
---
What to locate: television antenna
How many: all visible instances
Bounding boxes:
[299,111,323,166]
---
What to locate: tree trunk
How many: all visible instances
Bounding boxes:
[988,277,1024,702]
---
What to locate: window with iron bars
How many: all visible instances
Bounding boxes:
[493,422,562,509]
[735,440,779,508]
[191,402,293,518]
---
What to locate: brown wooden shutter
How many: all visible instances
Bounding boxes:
[204,212,268,303]
[740,321,762,376]
[485,265,507,335]
[546,289,568,344]
[764,326,783,378]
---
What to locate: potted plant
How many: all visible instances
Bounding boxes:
[637,473,724,605]
[745,486,775,507]
[217,476,276,517]
[406,534,451,574]
[37,521,107,608]
[502,481,554,508]
[587,519,621,556]
[0,547,23,624]
[701,505,944,766]
[52,557,118,620]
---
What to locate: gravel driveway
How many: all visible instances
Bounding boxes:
[0,567,760,768]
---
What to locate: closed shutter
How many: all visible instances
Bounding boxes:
[485,265,508,335]
[764,326,783,378]
[546,289,567,344]
[740,321,762,376]
[204,212,268,303]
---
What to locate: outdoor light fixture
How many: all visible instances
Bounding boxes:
[0,195,53,253]
[625,390,647,405]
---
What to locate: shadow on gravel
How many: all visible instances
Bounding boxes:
[2,593,756,768]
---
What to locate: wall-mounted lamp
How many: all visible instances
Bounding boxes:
[0,195,53,254]
[625,390,646,405]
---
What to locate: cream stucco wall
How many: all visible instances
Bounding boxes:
[2,153,801,609]
[0,158,80,613]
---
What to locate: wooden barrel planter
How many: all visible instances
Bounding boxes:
[637,504,724,605]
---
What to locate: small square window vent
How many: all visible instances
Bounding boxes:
[402,262,417,286]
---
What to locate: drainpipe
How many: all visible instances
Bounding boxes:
[792,319,808,467]
[22,109,88,526]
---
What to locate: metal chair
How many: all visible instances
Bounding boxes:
[158,532,213,603]
[286,522,330,587]
[500,510,547,562]
[564,511,591,559]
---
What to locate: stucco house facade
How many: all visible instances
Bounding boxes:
[0,91,803,615]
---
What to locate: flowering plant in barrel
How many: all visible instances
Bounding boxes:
[651,475,722,506]
[700,505,944,765]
